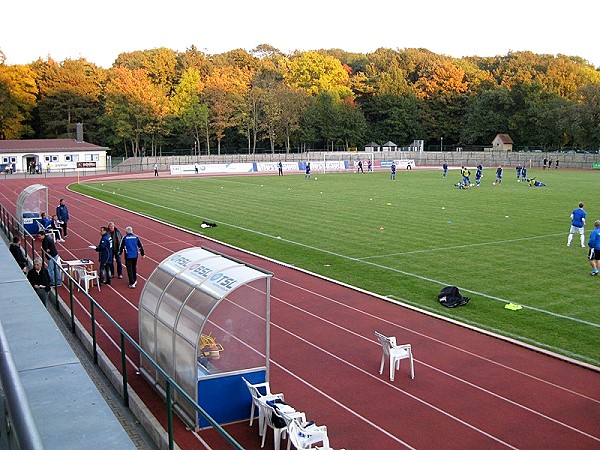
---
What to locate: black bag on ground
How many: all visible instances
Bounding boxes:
[438,286,470,308]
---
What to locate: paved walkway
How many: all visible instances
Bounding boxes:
[45,301,158,450]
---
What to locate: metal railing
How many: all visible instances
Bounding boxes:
[0,322,46,450]
[0,203,243,450]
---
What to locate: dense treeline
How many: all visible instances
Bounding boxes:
[0,45,599,156]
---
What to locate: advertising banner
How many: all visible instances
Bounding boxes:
[170,163,255,175]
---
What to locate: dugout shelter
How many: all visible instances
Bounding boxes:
[138,247,273,429]
[15,184,48,235]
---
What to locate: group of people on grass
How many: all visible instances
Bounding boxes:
[447,164,547,188]
[443,164,599,276]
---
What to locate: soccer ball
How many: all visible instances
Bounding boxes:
[493,182,496,185]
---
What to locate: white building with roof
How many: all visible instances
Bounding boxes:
[0,138,109,174]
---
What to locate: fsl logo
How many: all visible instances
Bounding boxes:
[210,273,237,290]
[170,255,192,267]
[188,264,212,278]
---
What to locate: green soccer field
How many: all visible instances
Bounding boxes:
[71,168,600,365]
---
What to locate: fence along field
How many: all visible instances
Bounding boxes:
[71,168,600,366]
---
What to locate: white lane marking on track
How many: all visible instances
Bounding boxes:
[272,279,600,404]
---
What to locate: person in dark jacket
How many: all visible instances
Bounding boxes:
[119,226,145,288]
[27,257,51,306]
[37,231,61,286]
[9,235,28,272]
[56,198,70,238]
[107,221,123,279]
[95,226,113,285]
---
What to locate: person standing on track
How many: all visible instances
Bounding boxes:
[107,221,123,279]
[94,226,113,285]
[278,161,283,176]
[119,226,145,288]
[56,198,70,238]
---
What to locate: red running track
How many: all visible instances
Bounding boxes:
[1,174,599,450]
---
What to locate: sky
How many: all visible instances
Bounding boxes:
[2,1,599,68]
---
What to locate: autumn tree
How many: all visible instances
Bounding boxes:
[170,67,208,154]
[202,66,251,154]
[573,83,600,148]
[114,47,179,94]
[283,51,353,98]
[462,87,514,144]
[0,63,38,139]
[103,67,170,157]
[32,58,105,142]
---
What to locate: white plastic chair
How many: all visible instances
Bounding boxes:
[263,400,306,450]
[287,419,333,450]
[257,399,303,450]
[375,331,414,381]
[73,266,100,292]
[242,377,284,435]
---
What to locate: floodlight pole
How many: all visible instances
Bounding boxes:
[440,137,443,152]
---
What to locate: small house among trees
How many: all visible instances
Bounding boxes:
[492,134,514,151]
[381,141,398,151]
[364,142,380,152]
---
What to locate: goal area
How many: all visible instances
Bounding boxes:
[313,152,375,174]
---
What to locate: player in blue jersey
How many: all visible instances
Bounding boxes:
[567,202,587,247]
[588,220,600,275]
[520,166,527,183]
[442,163,448,177]
[495,166,503,184]
[390,163,396,180]
[475,166,482,186]
[304,162,311,179]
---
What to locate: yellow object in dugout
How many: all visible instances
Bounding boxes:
[199,333,224,359]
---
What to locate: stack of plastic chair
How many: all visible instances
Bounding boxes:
[263,400,306,450]
[287,419,333,450]
[242,377,284,436]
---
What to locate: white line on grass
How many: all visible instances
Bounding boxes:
[80,185,600,329]
[357,233,566,259]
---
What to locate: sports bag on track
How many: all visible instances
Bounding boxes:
[438,286,470,308]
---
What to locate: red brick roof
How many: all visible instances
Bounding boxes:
[0,139,109,153]
[495,134,514,144]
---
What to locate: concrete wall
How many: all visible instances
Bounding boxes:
[114,151,599,172]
